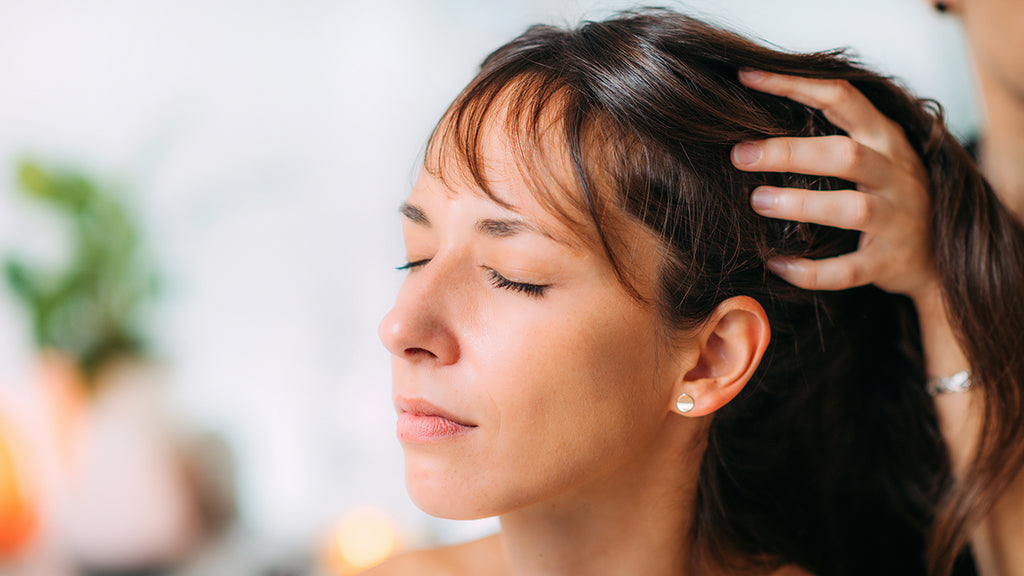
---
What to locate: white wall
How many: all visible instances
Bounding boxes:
[0,0,976,552]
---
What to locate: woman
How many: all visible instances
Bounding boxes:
[373,9,1024,576]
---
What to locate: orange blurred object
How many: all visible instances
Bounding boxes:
[36,352,88,476]
[0,353,87,559]
[322,508,400,575]
[0,408,38,557]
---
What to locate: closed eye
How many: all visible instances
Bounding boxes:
[396,259,430,271]
[485,267,548,298]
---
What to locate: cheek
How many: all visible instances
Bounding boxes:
[519,295,666,439]
[467,291,671,501]
[398,281,675,520]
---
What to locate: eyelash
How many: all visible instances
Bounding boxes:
[486,268,548,298]
[395,260,548,298]
[395,259,430,271]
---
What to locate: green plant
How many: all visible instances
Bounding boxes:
[4,160,158,389]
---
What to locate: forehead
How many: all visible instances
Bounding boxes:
[408,145,587,257]
[421,91,598,248]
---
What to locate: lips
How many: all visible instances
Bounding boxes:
[395,397,477,443]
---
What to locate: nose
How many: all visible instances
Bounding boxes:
[378,265,461,366]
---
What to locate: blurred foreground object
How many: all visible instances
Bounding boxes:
[1,160,235,575]
[322,508,399,575]
[0,406,38,556]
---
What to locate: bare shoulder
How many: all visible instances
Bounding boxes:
[359,534,503,576]
[357,548,449,576]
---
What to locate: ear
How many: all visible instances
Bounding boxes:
[671,296,770,417]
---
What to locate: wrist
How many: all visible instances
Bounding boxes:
[910,281,944,321]
[927,370,973,396]
[910,279,971,380]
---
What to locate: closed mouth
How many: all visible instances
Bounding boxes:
[394,396,477,428]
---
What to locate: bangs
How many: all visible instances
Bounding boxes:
[423,68,649,300]
[425,71,591,236]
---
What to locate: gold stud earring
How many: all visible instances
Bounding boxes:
[676,393,695,414]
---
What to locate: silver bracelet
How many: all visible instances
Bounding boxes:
[926,370,973,396]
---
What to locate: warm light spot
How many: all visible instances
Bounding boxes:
[0,410,38,557]
[324,507,399,574]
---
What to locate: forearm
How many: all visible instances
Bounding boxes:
[913,285,973,472]
[914,286,1024,576]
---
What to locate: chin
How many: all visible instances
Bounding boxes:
[404,459,500,521]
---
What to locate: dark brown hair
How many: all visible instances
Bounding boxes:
[426,8,1024,576]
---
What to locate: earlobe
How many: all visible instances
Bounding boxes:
[672,296,770,417]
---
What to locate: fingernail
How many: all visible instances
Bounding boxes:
[732,142,761,166]
[739,68,766,84]
[750,188,775,213]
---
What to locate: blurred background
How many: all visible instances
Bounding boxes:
[0,0,976,574]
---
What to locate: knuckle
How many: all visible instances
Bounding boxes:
[837,265,859,288]
[796,192,809,217]
[782,139,796,165]
[781,189,806,217]
[822,80,852,107]
[792,264,819,289]
[850,195,873,228]
[760,139,792,168]
[837,138,862,172]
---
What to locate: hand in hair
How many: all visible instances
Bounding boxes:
[730,69,939,304]
[734,69,1024,576]
[729,69,971,382]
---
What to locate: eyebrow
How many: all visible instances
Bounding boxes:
[476,218,528,238]
[399,202,430,225]
[399,201,568,245]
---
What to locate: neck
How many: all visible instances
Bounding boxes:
[975,63,1024,220]
[496,417,705,576]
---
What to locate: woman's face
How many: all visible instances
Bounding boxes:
[378,124,691,520]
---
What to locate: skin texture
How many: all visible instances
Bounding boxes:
[374,115,777,575]
[731,5,1024,569]
[380,145,685,523]
[955,0,1024,218]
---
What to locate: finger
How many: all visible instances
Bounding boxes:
[738,69,905,153]
[767,254,874,291]
[732,135,891,189]
[750,186,886,232]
